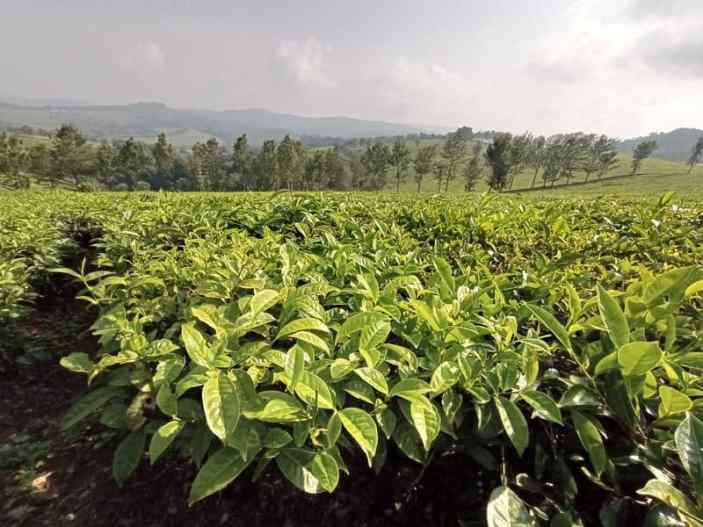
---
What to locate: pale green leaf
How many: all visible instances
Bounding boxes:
[338,408,378,467]
[202,372,240,445]
[618,341,662,376]
[149,419,184,465]
[354,367,389,395]
[277,317,330,340]
[597,285,630,349]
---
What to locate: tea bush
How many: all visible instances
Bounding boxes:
[2,189,703,525]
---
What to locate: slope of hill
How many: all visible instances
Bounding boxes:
[0,101,425,145]
[619,128,703,161]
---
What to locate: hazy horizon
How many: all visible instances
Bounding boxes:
[2,0,702,138]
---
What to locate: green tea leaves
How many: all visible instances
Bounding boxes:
[525,304,574,359]
[596,285,629,349]
[659,386,692,417]
[113,428,146,487]
[410,396,441,451]
[202,372,241,446]
[486,486,535,527]
[494,397,529,457]
[338,408,378,467]
[189,448,258,506]
[674,413,703,496]
[520,390,563,425]
[571,410,606,476]
[181,323,211,368]
[149,419,185,465]
[618,341,662,377]
[276,317,330,340]
[354,367,389,395]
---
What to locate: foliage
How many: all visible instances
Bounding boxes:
[485,134,512,190]
[414,144,437,193]
[687,137,703,175]
[632,139,659,175]
[464,143,483,191]
[2,190,703,524]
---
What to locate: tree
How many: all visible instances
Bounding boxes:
[348,152,366,190]
[390,140,411,192]
[94,142,115,188]
[597,150,619,180]
[485,133,512,191]
[361,142,390,190]
[455,126,474,140]
[49,124,91,187]
[291,140,307,190]
[506,133,531,190]
[631,139,658,175]
[413,144,436,192]
[276,135,297,190]
[464,143,483,191]
[687,137,703,174]
[442,131,468,192]
[0,134,27,188]
[558,133,589,185]
[151,133,176,189]
[114,137,152,189]
[324,147,346,190]
[527,136,546,188]
[252,140,277,190]
[230,134,252,190]
[582,134,618,182]
[303,150,325,190]
[191,139,227,190]
[27,143,51,185]
[433,158,447,192]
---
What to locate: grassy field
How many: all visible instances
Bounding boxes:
[388,150,702,196]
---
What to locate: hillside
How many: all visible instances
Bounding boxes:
[619,127,703,161]
[0,101,425,145]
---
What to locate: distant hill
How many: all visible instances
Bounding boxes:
[619,128,703,161]
[0,100,426,146]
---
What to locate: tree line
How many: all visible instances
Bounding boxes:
[0,126,350,191]
[0,124,475,192]
[1,123,699,192]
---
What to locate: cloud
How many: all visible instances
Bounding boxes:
[122,40,165,72]
[525,58,591,84]
[631,29,703,78]
[274,36,335,88]
[627,0,703,20]
[368,57,472,124]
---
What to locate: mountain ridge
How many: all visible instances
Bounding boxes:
[0,99,428,145]
[618,127,703,161]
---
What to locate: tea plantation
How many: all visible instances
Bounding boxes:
[1,190,703,526]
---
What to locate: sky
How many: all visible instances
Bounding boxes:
[1,0,702,138]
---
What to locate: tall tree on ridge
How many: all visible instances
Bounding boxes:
[0,134,27,188]
[361,142,390,190]
[390,140,411,192]
[49,124,91,187]
[442,131,468,192]
[687,137,703,175]
[464,142,483,191]
[413,144,436,192]
[631,139,658,175]
[528,136,546,188]
[485,133,512,191]
[230,134,252,190]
